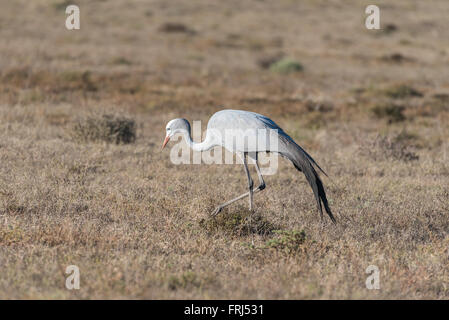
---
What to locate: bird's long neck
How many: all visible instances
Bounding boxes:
[182,129,213,152]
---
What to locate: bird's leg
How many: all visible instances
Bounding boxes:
[243,152,254,211]
[211,152,253,216]
[210,185,266,216]
[253,154,265,191]
[210,153,266,217]
[211,192,250,216]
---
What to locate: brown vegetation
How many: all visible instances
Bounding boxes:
[0,0,448,299]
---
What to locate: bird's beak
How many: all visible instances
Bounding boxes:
[162,135,170,150]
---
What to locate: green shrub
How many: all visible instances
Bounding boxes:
[269,58,304,74]
[265,229,306,254]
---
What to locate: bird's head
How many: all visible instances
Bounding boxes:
[162,118,190,149]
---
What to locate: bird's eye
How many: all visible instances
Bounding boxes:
[166,128,170,131]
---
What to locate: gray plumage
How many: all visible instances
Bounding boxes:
[163,109,336,223]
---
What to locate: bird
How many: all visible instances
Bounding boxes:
[162,109,336,223]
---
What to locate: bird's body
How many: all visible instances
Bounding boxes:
[163,109,336,223]
[206,109,283,153]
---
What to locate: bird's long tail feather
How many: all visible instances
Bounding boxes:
[280,139,336,224]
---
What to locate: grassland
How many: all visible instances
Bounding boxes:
[0,0,448,299]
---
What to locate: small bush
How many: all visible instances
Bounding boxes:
[256,52,284,69]
[158,23,195,34]
[53,0,73,11]
[110,57,133,65]
[382,24,398,35]
[199,210,276,237]
[269,58,304,74]
[167,272,217,291]
[72,113,136,144]
[167,272,200,291]
[364,134,419,162]
[380,53,413,64]
[265,230,306,254]
[384,85,423,99]
[371,104,405,123]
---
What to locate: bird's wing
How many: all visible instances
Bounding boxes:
[252,112,329,177]
[208,109,328,175]
[278,134,336,223]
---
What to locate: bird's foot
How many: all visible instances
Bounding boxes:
[210,206,223,217]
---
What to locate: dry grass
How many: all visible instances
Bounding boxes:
[0,0,448,299]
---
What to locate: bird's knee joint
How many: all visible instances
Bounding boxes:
[259,183,266,191]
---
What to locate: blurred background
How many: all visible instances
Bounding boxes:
[2,0,449,118]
